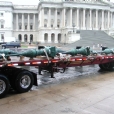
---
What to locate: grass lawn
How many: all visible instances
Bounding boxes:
[21,44,37,48]
[21,45,28,48]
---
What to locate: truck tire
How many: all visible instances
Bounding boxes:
[99,62,114,71]
[0,75,10,98]
[15,71,34,93]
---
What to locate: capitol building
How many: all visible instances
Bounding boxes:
[0,0,114,43]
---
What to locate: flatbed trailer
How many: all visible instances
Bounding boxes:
[0,54,114,98]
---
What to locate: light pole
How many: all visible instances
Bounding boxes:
[72,23,75,33]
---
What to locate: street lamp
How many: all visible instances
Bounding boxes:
[72,23,75,33]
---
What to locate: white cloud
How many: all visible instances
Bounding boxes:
[1,0,39,5]
[1,0,114,5]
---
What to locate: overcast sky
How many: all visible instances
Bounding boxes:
[1,0,40,5]
[0,0,114,5]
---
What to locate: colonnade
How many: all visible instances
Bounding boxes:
[40,7,114,30]
[15,13,36,31]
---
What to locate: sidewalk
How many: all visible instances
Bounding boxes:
[1,71,114,114]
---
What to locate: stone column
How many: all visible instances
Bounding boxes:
[107,10,110,29]
[48,8,51,27]
[28,13,30,30]
[16,13,18,30]
[54,8,57,28]
[112,12,114,28]
[28,34,30,42]
[39,8,44,27]
[22,35,24,42]
[110,12,112,29]
[48,34,51,43]
[103,11,105,29]
[70,8,72,27]
[90,9,92,29]
[76,8,79,29]
[102,10,104,30]
[111,12,112,29]
[55,34,58,43]
[63,8,66,27]
[22,13,24,30]
[83,9,85,29]
[96,9,98,30]
[38,14,39,28]
[41,8,44,27]
[33,14,35,30]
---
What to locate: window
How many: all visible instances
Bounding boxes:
[51,11,54,15]
[51,25,53,28]
[25,16,27,19]
[44,19,47,23]
[57,19,60,23]
[51,19,54,23]
[1,34,4,40]
[30,25,33,30]
[1,24,4,28]
[44,10,47,14]
[25,25,27,30]
[57,12,60,15]
[19,25,22,29]
[19,16,21,19]
[57,25,60,28]
[44,24,47,27]
[0,13,3,16]
[30,16,32,19]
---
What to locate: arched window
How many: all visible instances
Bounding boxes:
[24,34,28,42]
[51,33,55,43]
[30,34,33,42]
[58,34,61,43]
[18,34,22,42]
[44,33,48,42]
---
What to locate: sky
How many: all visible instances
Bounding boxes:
[0,0,114,5]
[1,0,40,5]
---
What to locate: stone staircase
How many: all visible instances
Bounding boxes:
[63,30,114,49]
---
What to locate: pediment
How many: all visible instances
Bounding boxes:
[63,0,111,6]
[90,0,113,6]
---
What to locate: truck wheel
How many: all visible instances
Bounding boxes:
[15,71,34,93]
[99,62,114,71]
[99,64,105,70]
[0,75,10,98]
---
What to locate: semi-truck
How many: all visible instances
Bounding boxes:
[0,46,114,98]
